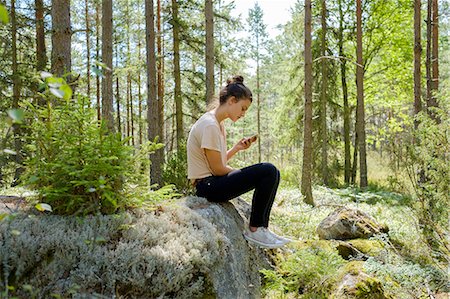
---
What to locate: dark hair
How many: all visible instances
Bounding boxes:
[218,75,253,105]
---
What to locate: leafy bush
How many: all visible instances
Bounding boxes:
[21,73,171,215]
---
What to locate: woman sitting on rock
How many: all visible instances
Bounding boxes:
[187,75,290,249]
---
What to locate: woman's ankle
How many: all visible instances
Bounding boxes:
[249,226,258,232]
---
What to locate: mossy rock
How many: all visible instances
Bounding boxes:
[336,239,386,260]
[317,207,389,240]
[331,261,391,299]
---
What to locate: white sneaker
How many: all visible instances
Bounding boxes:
[243,227,285,248]
[262,228,292,245]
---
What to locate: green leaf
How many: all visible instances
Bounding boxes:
[3,149,17,155]
[28,175,39,184]
[0,213,8,221]
[0,5,9,24]
[35,203,53,212]
[60,84,73,100]
[7,108,24,123]
[50,87,64,98]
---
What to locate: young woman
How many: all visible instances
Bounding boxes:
[187,75,290,249]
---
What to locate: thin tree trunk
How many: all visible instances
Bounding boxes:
[351,129,358,185]
[338,0,350,185]
[51,0,71,77]
[205,0,214,105]
[146,0,162,186]
[256,58,261,163]
[172,0,183,150]
[320,0,328,186]
[127,73,131,141]
[414,0,422,127]
[116,75,121,135]
[36,0,46,71]
[130,78,135,146]
[11,0,24,186]
[96,1,101,121]
[101,0,115,132]
[356,0,367,188]
[157,0,165,165]
[85,0,91,98]
[301,0,314,206]
[138,38,143,146]
[430,0,440,122]
[426,0,432,114]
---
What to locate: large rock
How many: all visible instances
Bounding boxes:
[317,207,388,240]
[0,196,271,298]
[184,196,271,299]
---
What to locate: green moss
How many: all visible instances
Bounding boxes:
[348,239,385,257]
[354,276,387,299]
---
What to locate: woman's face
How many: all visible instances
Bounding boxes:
[228,97,252,122]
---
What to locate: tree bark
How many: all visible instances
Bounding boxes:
[146,0,162,186]
[36,0,47,71]
[172,0,184,150]
[157,0,165,166]
[101,0,115,132]
[11,0,24,186]
[205,0,214,105]
[320,0,328,186]
[85,0,91,98]
[51,0,71,77]
[356,0,367,188]
[414,0,422,127]
[429,0,439,122]
[338,0,350,185]
[301,0,314,206]
[96,1,101,121]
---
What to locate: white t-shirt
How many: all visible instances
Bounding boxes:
[187,111,227,179]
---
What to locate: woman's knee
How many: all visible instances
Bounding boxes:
[260,162,279,178]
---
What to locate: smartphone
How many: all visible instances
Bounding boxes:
[247,133,258,143]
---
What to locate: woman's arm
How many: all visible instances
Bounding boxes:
[205,149,234,176]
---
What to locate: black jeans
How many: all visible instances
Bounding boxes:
[196,162,280,227]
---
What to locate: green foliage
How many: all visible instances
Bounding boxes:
[0,4,8,24]
[261,245,345,298]
[404,97,449,264]
[21,73,171,215]
[162,142,191,195]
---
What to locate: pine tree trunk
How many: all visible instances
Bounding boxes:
[356,0,367,188]
[256,58,261,163]
[51,0,71,77]
[205,0,214,105]
[157,0,165,166]
[11,0,24,186]
[146,0,162,186]
[138,38,143,146]
[320,0,328,186]
[85,0,91,98]
[414,0,422,126]
[36,0,46,71]
[426,0,432,115]
[338,0,350,185]
[301,0,314,206]
[116,75,121,135]
[96,2,101,121]
[101,0,115,132]
[172,0,184,150]
[430,0,439,122]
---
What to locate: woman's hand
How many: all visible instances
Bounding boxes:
[234,137,253,152]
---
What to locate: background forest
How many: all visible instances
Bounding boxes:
[0,0,449,298]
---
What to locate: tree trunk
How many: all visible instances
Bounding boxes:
[338,0,351,185]
[101,0,115,132]
[116,75,121,135]
[426,0,432,115]
[11,0,24,186]
[146,0,162,186]
[85,0,91,98]
[414,0,422,127]
[172,0,184,150]
[205,0,214,105]
[320,0,328,186]
[301,0,314,206]
[157,0,165,166]
[96,1,101,121]
[356,0,367,188]
[138,38,143,146]
[430,0,439,122]
[51,0,71,77]
[36,0,46,71]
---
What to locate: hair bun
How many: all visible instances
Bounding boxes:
[226,75,244,85]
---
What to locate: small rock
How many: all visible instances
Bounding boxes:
[317,207,388,240]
